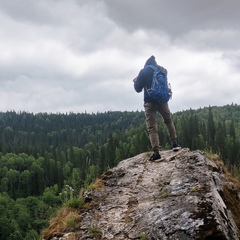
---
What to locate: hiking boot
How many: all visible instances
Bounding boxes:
[172,142,181,151]
[149,152,161,162]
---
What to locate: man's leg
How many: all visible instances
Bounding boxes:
[157,103,177,140]
[144,103,160,154]
[158,103,181,151]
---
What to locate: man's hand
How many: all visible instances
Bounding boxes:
[133,77,137,83]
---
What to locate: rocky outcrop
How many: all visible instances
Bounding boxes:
[43,149,240,240]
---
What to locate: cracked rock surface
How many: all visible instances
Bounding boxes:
[45,149,240,240]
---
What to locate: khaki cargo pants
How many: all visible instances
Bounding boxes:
[144,102,177,152]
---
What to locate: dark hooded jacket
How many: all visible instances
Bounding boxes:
[134,55,166,103]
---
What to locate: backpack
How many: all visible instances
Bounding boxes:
[145,65,172,103]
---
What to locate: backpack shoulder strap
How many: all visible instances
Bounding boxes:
[145,64,157,71]
[145,65,166,75]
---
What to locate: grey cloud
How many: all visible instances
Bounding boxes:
[222,52,240,69]
[103,0,240,37]
[173,30,240,51]
[0,64,70,84]
[0,0,61,25]
[0,0,239,114]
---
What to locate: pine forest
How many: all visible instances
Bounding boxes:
[0,103,240,239]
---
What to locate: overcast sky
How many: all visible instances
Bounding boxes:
[0,0,240,114]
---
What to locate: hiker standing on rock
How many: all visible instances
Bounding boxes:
[133,55,181,161]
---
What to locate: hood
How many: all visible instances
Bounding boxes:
[144,55,157,67]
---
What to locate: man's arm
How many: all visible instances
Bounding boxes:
[133,70,145,93]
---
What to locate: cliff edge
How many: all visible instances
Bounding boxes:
[42,149,240,240]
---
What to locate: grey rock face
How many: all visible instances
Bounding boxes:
[47,149,240,240]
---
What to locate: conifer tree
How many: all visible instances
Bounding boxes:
[207,106,216,150]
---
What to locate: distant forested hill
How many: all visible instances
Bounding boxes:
[0,104,239,239]
[173,103,240,165]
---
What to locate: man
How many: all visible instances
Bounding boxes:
[133,55,181,161]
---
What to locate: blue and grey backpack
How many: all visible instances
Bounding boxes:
[145,65,172,103]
